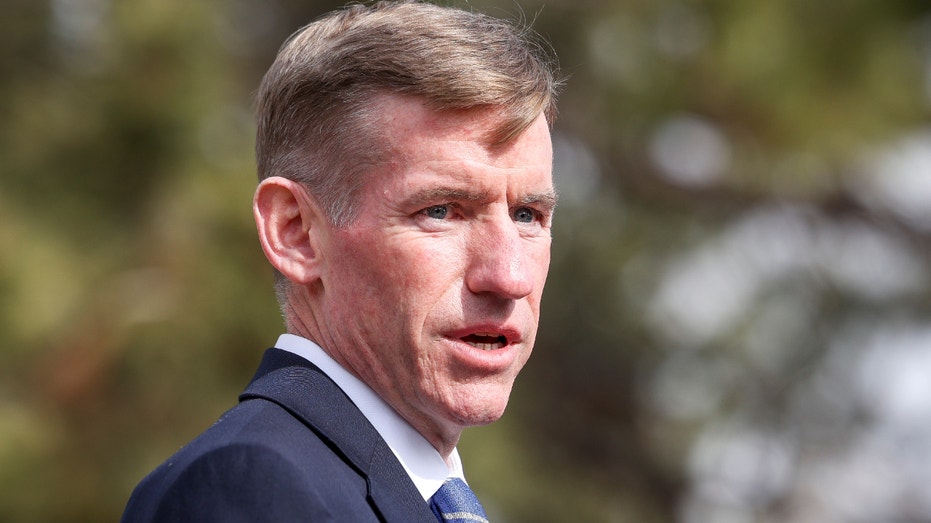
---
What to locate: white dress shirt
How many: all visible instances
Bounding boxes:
[274,333,465,501]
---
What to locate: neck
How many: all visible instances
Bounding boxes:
[284,295,464,467]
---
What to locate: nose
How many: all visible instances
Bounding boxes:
[465,218,536,300]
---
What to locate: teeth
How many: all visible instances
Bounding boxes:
[465,341,502,351]
[463,332,506,350]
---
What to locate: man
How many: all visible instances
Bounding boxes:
[121,1,559,521]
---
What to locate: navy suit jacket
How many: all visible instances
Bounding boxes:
[121,348,438,522]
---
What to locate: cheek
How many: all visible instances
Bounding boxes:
[537,245,551,279]
[324,241,397,328]
[530,241,552,296]
[380,237,466,299]
[334,234,458,325]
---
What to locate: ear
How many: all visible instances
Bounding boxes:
[253,176,327,285]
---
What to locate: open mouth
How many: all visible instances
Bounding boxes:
[461,332,508,351]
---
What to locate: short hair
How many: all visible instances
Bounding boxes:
[254,0,561,305]
[255,0,560,225]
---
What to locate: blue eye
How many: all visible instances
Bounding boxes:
[513,207,536,223]
[424,205,449,219]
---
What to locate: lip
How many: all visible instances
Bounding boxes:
[441,324,524,372]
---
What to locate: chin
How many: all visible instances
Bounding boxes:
[444,383,514,427]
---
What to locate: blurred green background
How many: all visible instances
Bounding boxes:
[3,0,931,521]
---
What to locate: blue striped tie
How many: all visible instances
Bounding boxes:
[429,478,489,522]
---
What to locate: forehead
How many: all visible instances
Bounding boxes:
[374,95,553,180]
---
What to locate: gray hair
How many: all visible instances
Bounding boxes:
[254,0,561,303]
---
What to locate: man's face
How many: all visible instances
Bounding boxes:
[316,96,555,446]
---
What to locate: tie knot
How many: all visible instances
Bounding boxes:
[429,478,489,522]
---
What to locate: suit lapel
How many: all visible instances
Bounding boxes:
[239,348,437,522]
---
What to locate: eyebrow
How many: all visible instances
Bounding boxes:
[516,191,559,213]
[406,187,559,212]
[406,187,493,208]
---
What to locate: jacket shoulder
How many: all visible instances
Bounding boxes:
[121,398,377,523]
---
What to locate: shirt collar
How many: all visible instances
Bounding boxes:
[274,333,464,500]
